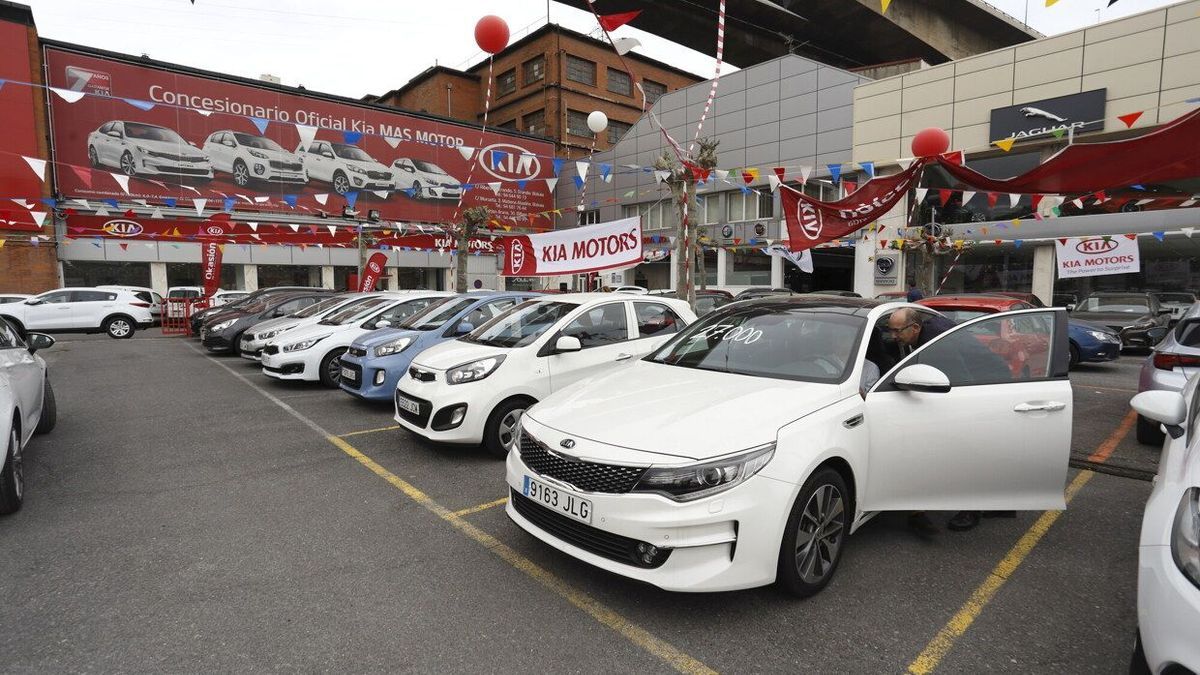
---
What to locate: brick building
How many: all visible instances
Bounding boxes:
[368,24,702,158]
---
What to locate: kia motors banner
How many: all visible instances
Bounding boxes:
[1054,236,1140,279]
[781,162,924,252]
[201,240,223,296]
[500,217,642,277]
[43,47,555,225]
[359,251,389,292]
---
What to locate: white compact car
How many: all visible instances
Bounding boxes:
[0,318,57,515]
[239,293,371,361]
[504,297,1073,595]
[394,294,697,456]
[391,158,462,200]
[1129,385,1200,673]
[298,140,393,195]
[0,288,154,339]
[203,130,307,187]
[261,292,452,386]
[87,121,212,180]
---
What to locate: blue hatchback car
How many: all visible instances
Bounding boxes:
[339,291,540,401]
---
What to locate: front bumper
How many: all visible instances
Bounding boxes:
[348,174,392,190]
[1138,544,1200,673]
[1117,325,1164,349]
[260,350,313,381]
[338,351,408,401]
[202,329,239,353]
[392,373,491,444]
[139,157,213,178]
[427,185,463,199]
[1077,339,1121,363]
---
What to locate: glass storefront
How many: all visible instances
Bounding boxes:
[257,264,318,288]
[167,262,237,289]
[726,250,771,286]
[61,260,151,288]
[927,243,1034,295]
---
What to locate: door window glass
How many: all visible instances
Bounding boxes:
[634,303,682,337]
[464,298,521,328]
[38,291,73,304]
[561,303,630,348]
[367,297,442,328]
[908,312,1055,385]
[70,291,116,302]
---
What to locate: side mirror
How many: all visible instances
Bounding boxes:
[455,321,474,335]
[322,152,335,159]
[554,336,582,353]
[1131,390,1186,439]
[107,130,121,138]
[26,332,55,353]
[374,319,392,329]
[893,364,951,393]
[24,298,43,306]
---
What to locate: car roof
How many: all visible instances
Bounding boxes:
[1082,291,1153,297]
[919,295,1022,310]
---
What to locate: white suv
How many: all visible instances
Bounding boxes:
[98,285,164,321]
[391,158,462,200]
[0,288,154,339]
[203,130,307,187]
[87,121,212,180]
[298,141,393,195]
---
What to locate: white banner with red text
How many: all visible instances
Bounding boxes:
[500,216,642,277]
[1054,236,1141,279]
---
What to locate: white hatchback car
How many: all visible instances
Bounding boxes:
[0,288,154,339]
[394,294,697,456]
[504,297,1073,595]
[298,140,393,195]
[0,318,57,515]
[1129,385,1200,673]
[239,294,368,361]
[203,130,307,187]
[87,120,212,180]
[391,158,462,200]
[261,292,452,387]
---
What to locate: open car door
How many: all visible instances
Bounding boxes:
[861,308,1072,512]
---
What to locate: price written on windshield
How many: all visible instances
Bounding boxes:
[686,324,763,345]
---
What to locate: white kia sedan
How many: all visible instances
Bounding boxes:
[1129,384,1200,673]
[505,297,1073,595]
[261,292,451,387]
[394,294,697,456]
[239,293,369,361]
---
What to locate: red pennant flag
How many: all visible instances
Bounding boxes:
[1031,194,1044,209]
[1118,111,1143,128]
[1124,233,1138,240]
[1058,238,1068,245]
[123,209,135,217]
[879,240,888,248]
[773,167,786,182]
[942,151,964,166]
[994,239,1003,245]
[987,192,999,207]
[118,243,128,251]
[70,165,93,188]
[843,181,858,194]
[1093,190,1107,202]
[938,189,953,205]
[597,10,641,31]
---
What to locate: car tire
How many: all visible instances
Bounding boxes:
[484,397,532,459]
[318,347,348,388]
[332,171,350,195]
[412,180,422,199]
[0,427,24,516]
[88,146,100,168]
[1129,629,1151,674]
[119,151,136,176]
[1136,414,1165,446]
[34,380,56,435]
[232,159,251,187]
[777,466,849,598]
[104,315,135,339]
[1068,343,1080,369]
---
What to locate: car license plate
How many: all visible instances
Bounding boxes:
[341,366,356,381]
[523,476,592,524]
[396,394,420,415]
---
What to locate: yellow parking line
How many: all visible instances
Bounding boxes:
[338,425,400,438]
[452,497,508,517]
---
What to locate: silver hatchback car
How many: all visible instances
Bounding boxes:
[1137,300,1200,443]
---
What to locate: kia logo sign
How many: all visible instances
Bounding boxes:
[206,225,225,236]
[102,219,143,237]
[1076,239,1118,254]
[368,261,381,273]
[510,239,525,274]
[480,143,540,181]
[796,201,823,240]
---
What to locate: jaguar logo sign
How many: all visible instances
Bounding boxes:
[479,143,540,182]
[509,239,526,275]
[102,219,143,237]
[796,200,823,240]
[875,256,895,275]
[1076,238,1119,255]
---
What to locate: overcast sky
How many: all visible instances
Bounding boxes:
[21,0,1183,99]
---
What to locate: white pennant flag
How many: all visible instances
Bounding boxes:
[457,146,475,162]
[1009,193,1021,208]
[133,199,148,207]
[289,224,300,232]
[373,190,389,199]
[654,170,670,184]
[194,109,212,117]
[604,173,612,184]
[50,87,85,103]
[798,166,813,183]
[544,177,558,192]
[180,184,201,195]
[294,123,318,151]
[110,173,131,194]
[488,182,502,195]
[714,169,730,181]
[768,174,781,192]
[1136,198,1154,206]
[30,211,47,227]
[246,222,258,231]
[71,199,91,209]
[22,156,46,182]
[94,207,110,217]
[1182,227,1195,238]
[314,193,329,206]
[896,158,914,171]
[151,207,164,219]
[1071,198,1084,209]
[1180,199,1197,208]
[961,191,976,205]
[237,194,253,204]
[383,136,401,149]
[10,199,33,209]
[613,37,641,55]
[193,198,208,217]
[254,196,270,203]
[576,161,589,180]
[915,188,929,202]
[327,225,338,237]
[251,233,261,241]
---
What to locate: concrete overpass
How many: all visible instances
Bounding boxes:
[557,0,1041,69]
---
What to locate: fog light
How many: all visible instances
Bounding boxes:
[254,163,266,175]
[353,176,364,186]
[431,403,469,431]
[450,406,466,425]
[374,369,386,386]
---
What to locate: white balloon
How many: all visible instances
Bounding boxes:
[587,110,608,134]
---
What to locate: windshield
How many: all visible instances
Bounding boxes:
[292,295,345,318]
[403,297,477,331]
[1077,296,1149,313]
[461,300,578,348]
[239,298,272,315]
[331,143,374,162]
[233,133,285,151]
[936,309,990,324]
[124,123,183,143]
[414,160,448,175]
[648,305,867,383]
[320,297,391,325]
[1156,293,1194,304]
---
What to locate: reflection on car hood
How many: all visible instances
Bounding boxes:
[525,361,846,460]
[251,315,313,334]
[1069,319,1117,334]
[410,339,508,371]
[271,321,354,344]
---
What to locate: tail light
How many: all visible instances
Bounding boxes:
[1153,352,1200,370]
[129,301,151,308]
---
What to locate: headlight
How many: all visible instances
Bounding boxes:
[632,443,776,502]
[282,335,328,352]
[1172,487,1200,589]
[374,336,412,357]
[209,319,237,331]
[1086,330,1113,341]
[446,355,506,384]
[347,164,367,175]
[258,324,296,341]
[247,149,269,159]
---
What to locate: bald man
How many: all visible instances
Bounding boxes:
[884,307,955,353]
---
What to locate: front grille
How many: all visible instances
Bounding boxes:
[510,489,669,568]
[262,345,280,356]
[341,362,362,388]
[395,389,431,428]
[155,165,209,176]
[367,170,391,180]
[409,366,435,382]
[348,346,367,358]
[518,435,646,494]
[270,159,303,171]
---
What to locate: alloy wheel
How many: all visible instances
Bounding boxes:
[326,355,342,383]
[110,319,132,337]
[794,484,845,584]
[11,432,22,501]
[233,163,250,186]
[412,181,422,199]
[333,175,349,194]
[88,147,99,168]
[120,153,136,176]
[498,408,525,452]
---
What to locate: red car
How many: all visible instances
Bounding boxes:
[918,294,1051,378]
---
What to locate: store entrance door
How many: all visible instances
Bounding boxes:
[784,248,855,293]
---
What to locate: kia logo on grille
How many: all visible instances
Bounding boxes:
[1076,238,1118,254]
[510,239,525,274]
[206,225,225,235]
[560,439,575,449]
[102,219,142,237]
[479,143,540,181]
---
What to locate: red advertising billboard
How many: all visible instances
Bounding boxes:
[0,20,48,231]
[44,47,555,226]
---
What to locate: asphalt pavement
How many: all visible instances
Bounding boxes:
[0,332,1154,673]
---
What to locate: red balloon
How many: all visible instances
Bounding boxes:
[911,127,951,158]
[475,15,510,55]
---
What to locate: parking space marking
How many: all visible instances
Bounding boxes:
[908,410,1134,674]
[338,425,401,438]
[451,497,508,517]
[190,345,716,675]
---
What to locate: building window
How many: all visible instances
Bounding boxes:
[727,251,772,286]
[497,119,517,131]
[623,201,672,230]
[697,194,718,224]
[566,109,593,138]
[607,68,632,96]
[496,69,517,97]
[607,120,632,145]
[523,55,545,84]
[642,79,667,104]
[566,55,596,86]
[726,191,774,222]
[523,109,546,136]
[579,209,600,226]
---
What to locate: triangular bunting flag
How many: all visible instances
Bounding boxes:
[110,173,131,194]
[50,87,85,103]
[598,10,641,31]
[1008,193,1021,208]
[545,177,558,192]
[295,123,318,151]
[383,136,401,149]
[961,191,976,205]
[30,211,47,227]
[881,0,892,12]
[797,166,812,184]
[343,131,362,144]
[827,164,842,184]
[768,175,781,192]
[373,190,388,199]
[576,161,589,180]
[654,170,670,184]
[345,191,359,209]
[987,192,999,207]
[314,193,329,206]
[250,117,269,134]
[458,146,475,162]
[613,37,641,55]
[1182,227,1195,238]
[70,166,93,188]
[896,158,914,171]
[993,137,1016,152]
[22,156,46,182]
[915,188,929,202]
[151,207,164,219]
[715,169,730,181]
[119,243,129,251]
[246,222,258,231]
[193,198,207,217]
[327,225,338,237]
[488,182,502,195]
[859,161,875,178]
[1051,128,1066,140]
[1118,111,1143,128]
[939,189,953,205]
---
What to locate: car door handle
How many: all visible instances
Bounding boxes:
[843,414,864,429]
[1013,401,1066,413]
[615,353,633,361]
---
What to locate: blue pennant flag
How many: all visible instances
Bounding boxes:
[462,184,472,193]
[250,117,270,134]
[345,191,359,209]
[164,198,177,208]
[491,150,509,168]
[517,180,528,190]
[827,164,842,184]
[740,185,751,194]
[1131,184,1146,191]
[860,161,875,178]
[591,199,598,207]
[403,188,416,198]
[380,245,390,251]
[223,197,235,212]
[1153,231,1166,241]
[0,80,6,93]
[1014,240,1023,248]
[283,195,298,208]
[343,131,363,145]
[40,198,56,208]
[573,176,585,190]
[552,158,565,177]
[103,199,119,208]
[600,163,612,181]
[122,98,156,111]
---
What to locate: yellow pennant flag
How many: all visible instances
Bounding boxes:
[1046,0,1059,6]
[881,0,892,12]
[0,239,5,250]
[1011,219,1022,229]
[993,137,1016,152]
[896,240,905,250]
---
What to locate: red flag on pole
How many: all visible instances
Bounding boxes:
[359,251,389,291]
[598,10,641,31]
[201,242,224,297]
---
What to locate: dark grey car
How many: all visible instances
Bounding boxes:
[1071,292,1171,349]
